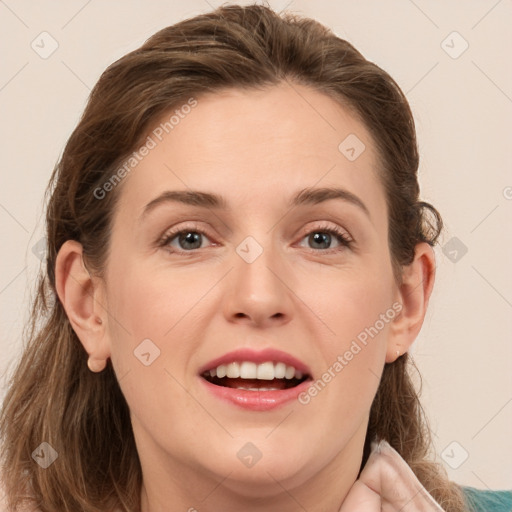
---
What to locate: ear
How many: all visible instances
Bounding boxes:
[55,240,111,370]
[385,242,436,363]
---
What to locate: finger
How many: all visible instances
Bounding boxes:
[337,479,381,512]
[357,440,445,512]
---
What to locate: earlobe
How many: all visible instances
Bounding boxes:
[55,240,110,367]
[385,242,436,363]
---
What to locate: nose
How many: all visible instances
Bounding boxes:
[221,241,294,328]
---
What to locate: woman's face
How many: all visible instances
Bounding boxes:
[100,82,400,496]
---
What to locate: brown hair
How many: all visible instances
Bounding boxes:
[0,3,469,511]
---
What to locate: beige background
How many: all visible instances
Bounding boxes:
[1,0,511,491]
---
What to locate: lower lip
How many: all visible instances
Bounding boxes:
[199,377,312,411]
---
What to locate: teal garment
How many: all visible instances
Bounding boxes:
[460,485,512,512]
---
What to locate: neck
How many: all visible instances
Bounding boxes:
[137,421,368,512]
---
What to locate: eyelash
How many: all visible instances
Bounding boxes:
[157,222,353,255]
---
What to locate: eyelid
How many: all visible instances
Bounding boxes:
[157,221,214,247]
[297,221,352,242]
[158,220,354,254]
[294,222,353,253]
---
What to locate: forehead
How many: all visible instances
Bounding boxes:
[113,82,385,223]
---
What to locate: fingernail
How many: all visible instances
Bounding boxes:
[371,438,391,454]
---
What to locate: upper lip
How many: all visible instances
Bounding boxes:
[198,348,312,376]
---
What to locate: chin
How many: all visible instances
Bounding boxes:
[196,435,316,494]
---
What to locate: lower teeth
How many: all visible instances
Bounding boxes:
[241,387,281,391]
[204,376,303,390]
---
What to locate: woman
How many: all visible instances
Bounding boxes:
[0,4,510,511]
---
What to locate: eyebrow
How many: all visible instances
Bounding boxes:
[140,186,370,220]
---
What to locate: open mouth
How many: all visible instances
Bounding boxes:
[201,361,310,391]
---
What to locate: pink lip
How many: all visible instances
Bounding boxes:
[198,347,311,376]
[199,376,312,411]
[197,348,312,412]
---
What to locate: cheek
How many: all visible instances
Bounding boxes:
[301,266,394,410]
[108,260,203,333]
[313,266,394,352]
[104,260,209,377]
[102,263,206,427]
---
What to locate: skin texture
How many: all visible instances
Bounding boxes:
[339,440,445,511]
[55,81,435,512]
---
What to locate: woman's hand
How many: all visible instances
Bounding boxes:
[339,440,446,511]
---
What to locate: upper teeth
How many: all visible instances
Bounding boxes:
[205,361,303,381]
